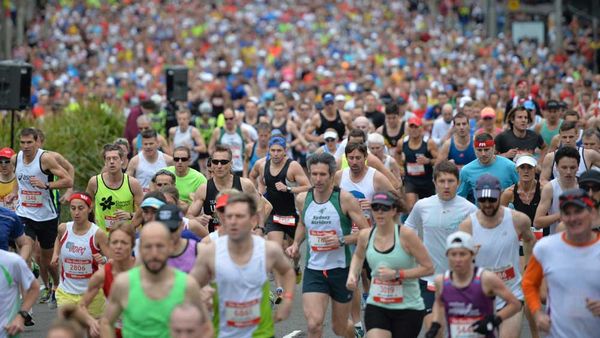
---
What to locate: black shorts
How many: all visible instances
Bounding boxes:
[418,279,436,313]
[404,180,435,199]
[364,304,424,337]
[264,215,296,239]
[21,217,58,249]
[302,267,353,303]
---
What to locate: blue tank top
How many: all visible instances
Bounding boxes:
[449,137,476,167]
[248,143,261,172]
[167,239,197,273]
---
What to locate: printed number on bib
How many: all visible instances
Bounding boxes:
[104,216,119,230]
[63,258,93,279]
[273,215,295,226]
[490,265,515,283]
[372,278,403,304]
[309,229,338,252]
[21,190,43,208]
[225,299,261,328]
[406,163,425,176]
[449,317,484,338]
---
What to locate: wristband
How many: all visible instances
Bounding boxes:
[283,292,294,300]
[100,256,108,264]
[397,269,405,280]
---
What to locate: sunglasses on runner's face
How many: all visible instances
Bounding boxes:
[0,159,10,165]
[372,204,393,212]
[478,198,498,204]
[580,183,600,192]
[224,117,235,121]
[211,159,230,166]
[325,138,336,142]
[173,157,189,162]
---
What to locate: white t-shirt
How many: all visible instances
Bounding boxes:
[405,194,477,284]
[0,250,36,338]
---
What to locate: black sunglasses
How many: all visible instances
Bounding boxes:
[325,138,336,142]
[477,197,498,204]
[579,183,600,192]
[211,159,231,166]
[174,157,189,162]
[224,117,235,121]
[0,159,10,165]
[372,204,393,212]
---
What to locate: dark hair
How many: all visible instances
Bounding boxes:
[348,128,366,143]
[141,129,158,139]
[384,190,408,214]
[453,112,468,123]
[559,121,577,133]
[256,122,272,132]
[103,143,124,159]
[507,106,531,129]
[213,144,233,160]
[564,110,579,120]
[345,142,368,157]
[433,160,460,181]
[307,152,337,176]
[143,191,167,203]
[474,132,494,143]
[555,146,581,166]
[173,146,191,158]
[20,127,39,140]
[152,169,176,183]
[385,103,399,115]
[226,192,258,215]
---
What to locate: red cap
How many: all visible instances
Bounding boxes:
[215,194,229,210]
[408,117,422,127]
[480,107,496,119]
[0,147,15,159]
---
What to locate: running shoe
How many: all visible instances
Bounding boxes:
[354,325,365,338]
[31,261,40,279]
[361,292,368,310]
[24,312,34,327]
[269,290,282,306]
[39,287,51,304]
[48,291,57,309]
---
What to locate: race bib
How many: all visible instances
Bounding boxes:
[449,317,484,338]
[63,258,93,279]
[371,278,403,304]
[104,215,119,230]
[21,190,43,208]
[309,229,338,252]
[225,299,261,328]
[273,215,296,226]
[490,265,516,283]
[406,162,425,176]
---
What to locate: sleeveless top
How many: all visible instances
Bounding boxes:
[512,181,543,240]
[471,207,522,309]
[402,139,434,183]
[449,136,476,168]
[167,239,197,273]
[136,151,168,193]
[316,110,346,139]
[339,167,376,226]
[58,222,100,294]
[302,187,352,270]
[248,143,262,173]
[540,119,563,147]
[551,146,587,179]
[194,116,217,146]
[103,262,114,297]
[382,123,403,148]
[218,127,245,172]
[441,267,496,338]
[214,235,273,338]
[95,174,134,232]
[0,177,17,210]
[202,176,243,233]
[173,126,199,163]
[549,178,570,234]
[122,267,186,338]
[15,149,57,221]
[265,159,297,225]
[365,225,424,310]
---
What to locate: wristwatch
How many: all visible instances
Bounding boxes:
[338,237,346,247]
[286,186,292,193]
[18,310,31,321]
[44,183,50,190]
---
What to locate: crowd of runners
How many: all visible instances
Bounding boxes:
[1,1,600,338]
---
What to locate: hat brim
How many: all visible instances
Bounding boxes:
[559,200,589,211]
[371,199,395,206]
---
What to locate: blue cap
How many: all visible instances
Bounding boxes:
[323,93,334,103]
[523,100,535,111]
[141,197,165,209]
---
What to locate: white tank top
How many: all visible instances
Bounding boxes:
[173,126,199,163]
[214,235,268,337]
[552,147,587,179]
[471,207,522,309]
[220,131,244,172]
[136,151,167,192]
[15,149,57,221]
[340,167,376,225]
[58,221,100,294]
[549,178,571,234]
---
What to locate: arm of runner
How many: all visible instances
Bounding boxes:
[341,189,369,245]
[458,215,473,234]
[51,223,67,266]
[533,182,560,229]
[100,273,128,338]
[373,171,395,193]
[347,228,370,291]
[288,162,311,193]
[269,241,295,322]
[435,139,451,165]
[207,128,220,156]
[14,232,33,262]
[42,153,73,189]
[93,230,109,265]
[425,275,445,338]
[184,275,213,329]
[189,242,214,287]
[400,226,434,279]
[191,128,207,154]
[367,153,402,190]
[539,151,554,185]
[243,143,253,178]
[482,270,522,320]
[514,210,535,266]
[86,175,97,203]
[522,255,544,315]
[240,178,265,226]
[303,115,323,143]
[125,156,138,177]
[287,193,307,257]
[187,184,207,218]
[53,152,75,202]
[129,177,144,227]
[80,268,105,336]
[500,185,514,207]
[427,138,439,159]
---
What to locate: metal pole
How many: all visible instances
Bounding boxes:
[594,17,599,74]
[10,110,15,149]
[554,0,563,53]
[489,0,497,38]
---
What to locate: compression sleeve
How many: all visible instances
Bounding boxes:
[522,254,544,314]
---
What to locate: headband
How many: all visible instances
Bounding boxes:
[269,136,287,149]
[474,139,495,149]
[68,193,92,207]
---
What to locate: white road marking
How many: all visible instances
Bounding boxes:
[282,330,303,338]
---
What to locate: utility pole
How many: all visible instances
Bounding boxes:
[486,0,497,38]
[554,0,563,53]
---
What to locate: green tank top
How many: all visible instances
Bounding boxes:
[94,174,135,232]
[540,119,563,147]
[365,225,424,310]
[122,267,187,338]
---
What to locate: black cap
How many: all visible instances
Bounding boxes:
[579,170,600,186]
[546,100,560,110]
[371,191,396,206]
[157,204,183,232]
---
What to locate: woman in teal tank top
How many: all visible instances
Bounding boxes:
[346,191,434,338]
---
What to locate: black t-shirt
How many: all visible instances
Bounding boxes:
[494,129,545,160]
[365,110,385,129]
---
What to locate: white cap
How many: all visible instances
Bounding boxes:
[335,94,346,102]
[280,81,291,90]
[515,154,537,168]
[323,130,338,140]
[446,231,476,253]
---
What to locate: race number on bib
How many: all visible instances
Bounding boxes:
[224,299,261,328]
[490,265,516,283]
[104,216,119,230]
[63,258,93,279]
[309,229,338,252]
[406,163,425,176]
[449,317,484,338]
[371,278,403,304]
[273,215,296,226]
[21,190,43,208]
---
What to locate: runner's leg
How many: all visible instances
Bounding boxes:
[303,292,330,338]
[499,308,523,338]
[331,299,354,338]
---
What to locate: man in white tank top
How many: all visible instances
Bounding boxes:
[459,174,535,338]
[127,129,174,193]
[168,109,206,166]
[190,192,295,337]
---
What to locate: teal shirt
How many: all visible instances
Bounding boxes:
[457,156,519,203]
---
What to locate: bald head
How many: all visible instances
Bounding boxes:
[139,221,172,274]
[353,116,371,133]
[170,303,213,338]
[140,221,171,244]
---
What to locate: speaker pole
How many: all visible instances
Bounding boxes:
[10,109,14,149]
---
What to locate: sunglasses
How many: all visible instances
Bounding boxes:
[211,159,230,166]
[174,157,189,162]
[156,183,170,187]
[0,159,10,165]
[579,183,600,192]
[224,117,235,121]
[477,198,498,204]
[372,204,393,212]
[482,117,494,120]
[324,101,334,105]
[325,138,336,142]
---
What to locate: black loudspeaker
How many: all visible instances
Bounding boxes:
[0,60,32,110]
[166,66,188,102]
